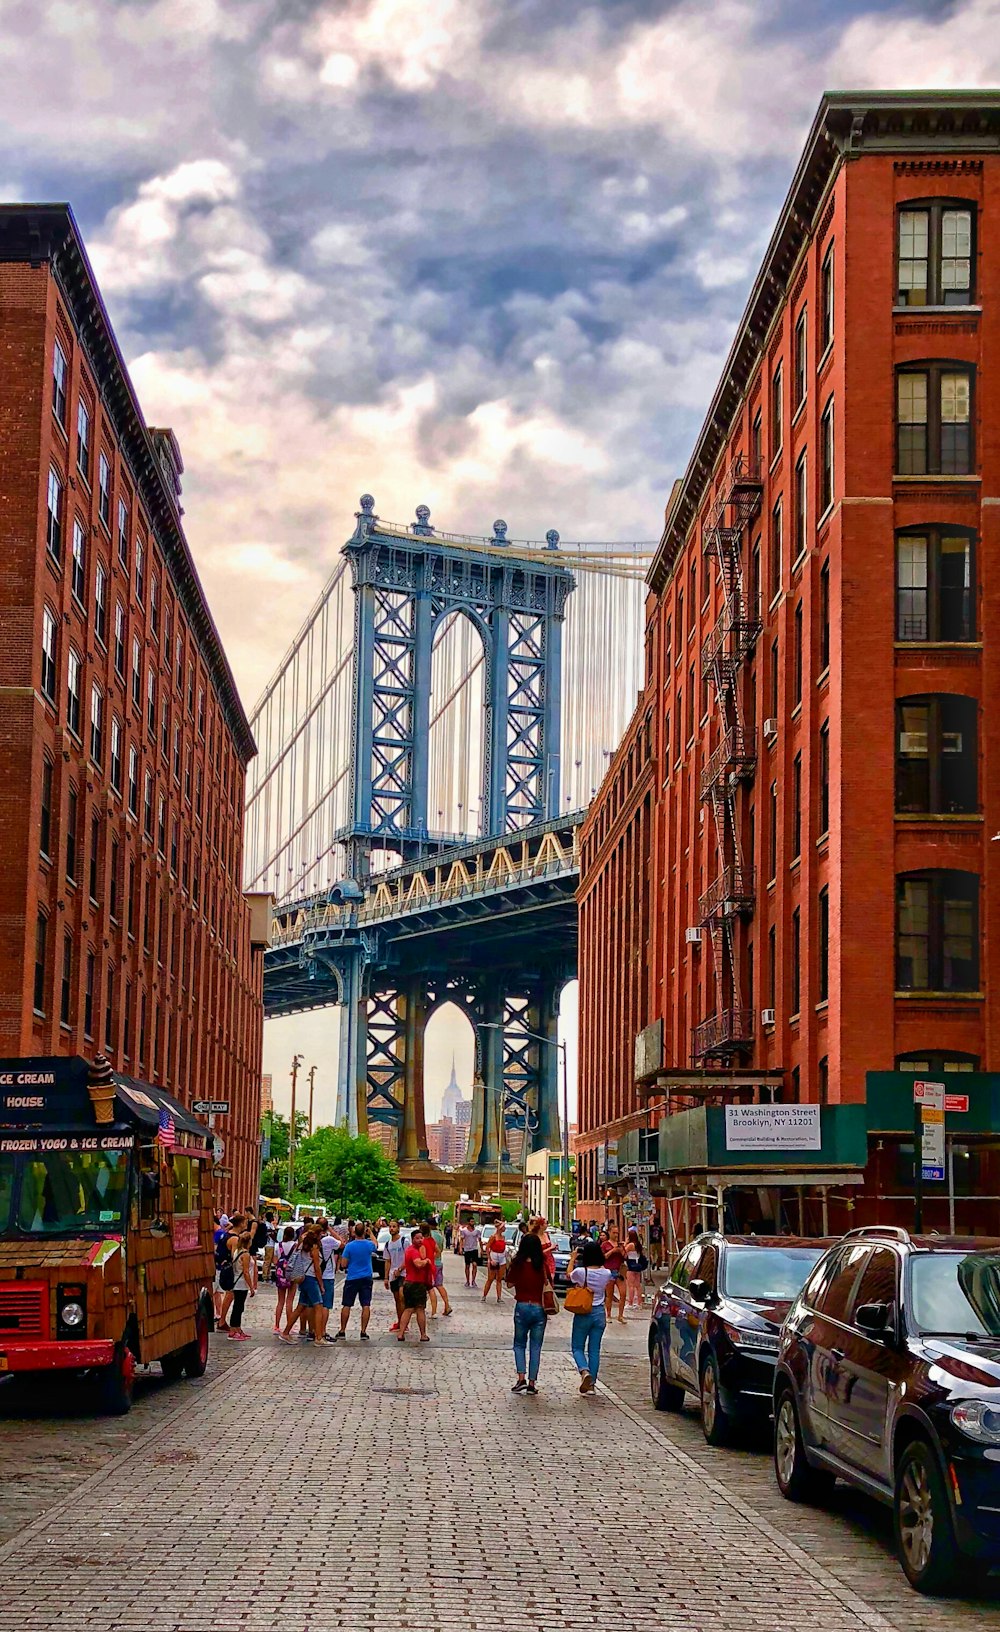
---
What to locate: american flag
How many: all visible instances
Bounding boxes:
[157,1108,176,1149]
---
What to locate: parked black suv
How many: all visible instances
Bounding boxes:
[774,1226,1000,1594]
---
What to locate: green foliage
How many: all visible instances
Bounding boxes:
[289,1126,430,1220]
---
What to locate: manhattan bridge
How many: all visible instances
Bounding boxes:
[245,496,650,1193]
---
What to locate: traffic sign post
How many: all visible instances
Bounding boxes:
[193,1099,230,1116]
[913,1080,946,1230]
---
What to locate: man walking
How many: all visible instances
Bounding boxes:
[459,1220,481,1288]
[397,1230,433,1343]
[383,1220,407,1331]
[334,1221,378,1342]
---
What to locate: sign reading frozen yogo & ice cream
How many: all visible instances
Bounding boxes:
[725,1104,822,1152]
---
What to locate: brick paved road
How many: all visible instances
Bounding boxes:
[0,1277,995,1631]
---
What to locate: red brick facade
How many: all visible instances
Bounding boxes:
[578,93,1000,1214]
[0,207,263,1209]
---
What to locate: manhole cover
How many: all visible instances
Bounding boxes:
[371,1386,437,1397]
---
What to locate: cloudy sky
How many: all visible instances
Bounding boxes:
[5,0,999,1125]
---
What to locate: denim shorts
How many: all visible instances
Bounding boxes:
[298,1275,322,1308]
[321,1277,336,1309]
[343,1277,374,1309]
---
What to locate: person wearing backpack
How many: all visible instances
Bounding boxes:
[272,1225,298,1336]
[565,1238,614,1395]
[279,1229,323,1344]
[227,1232,254,1341]
[624,1228,647,1309]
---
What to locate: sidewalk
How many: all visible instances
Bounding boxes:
[0,1279,895,1632]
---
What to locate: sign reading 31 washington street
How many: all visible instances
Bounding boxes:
[725,1104,822,1152]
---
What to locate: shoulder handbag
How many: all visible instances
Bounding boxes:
[564,1267,594,1315]
[542,1279,559,1316]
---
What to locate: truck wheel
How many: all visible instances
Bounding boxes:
[159,1350,185,1382]
[182,1310,210,1379]
[96,1343,135,1416]
[894,1439,957,1595]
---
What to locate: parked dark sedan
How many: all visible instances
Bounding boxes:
[549,1232,574,1291]
[649,1233,831,1444]
[774,1226,1000,1594]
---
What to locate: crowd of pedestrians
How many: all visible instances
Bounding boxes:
[211,1206,650,1399]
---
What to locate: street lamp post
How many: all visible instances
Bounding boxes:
[289,1053,304,1200]
[480,1023,571,1231]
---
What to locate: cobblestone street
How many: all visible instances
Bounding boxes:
[1,1276,999,1632]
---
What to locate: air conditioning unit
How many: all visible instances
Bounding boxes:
[899,731,928,754]
[761,1007,776,1027]
[763,718,778,742]
[685,927,702,944]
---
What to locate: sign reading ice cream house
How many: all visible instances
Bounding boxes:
[725,1104,822,1152]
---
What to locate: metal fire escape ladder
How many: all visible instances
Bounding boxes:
[694,454,762,1061]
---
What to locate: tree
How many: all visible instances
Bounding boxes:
[259,1110,308,1199]
[293,1126,427,1219]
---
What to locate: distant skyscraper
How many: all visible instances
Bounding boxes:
[441,1057,464,1121]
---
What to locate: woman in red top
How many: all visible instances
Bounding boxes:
[528,1216,556,1282]
[602,1226,627,1324]
[482,1224,508,1303]
[506,1233,550,1394]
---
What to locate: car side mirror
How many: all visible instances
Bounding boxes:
[855,1301,891,1336]
[688,1277,711,1304]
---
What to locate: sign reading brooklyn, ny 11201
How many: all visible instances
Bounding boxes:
[725,1104,822,1152]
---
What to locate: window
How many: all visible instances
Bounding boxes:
[184,749,192,804]
[197,687,205,737]
[105,965,115,1051]
[768,924,776,1007]
[134,537,144,603]
[820,397,834,514]
[150,574,159,636]
[110,836,120,921]
[794,452,807,560]
[40,758,53,858]
[818,887,829,1002]
[90,683,104,766]
[770,362,783,460]
[896,694,977,814]
[76,399,91,483]
[161,700,169,758]
[749,540,761,623]
[131,636,141,709]
[819,722,830,835]
[143,881,152,951]
[143,770,153,839]
[897,364,973,475]
[819,560,830,671]
[66,785,78,881]
[676,591,683,651]
[112,602,126,678]
[686,664,695,742]
[794,309,807,409]
[173,725,182,783]
[60,932,72,1026]
[67,648,82,737]
[147,667,156,735]
[170,818,178,876]
[187,663,195,713]
[851,1247,899,1321]
[898,202,973,307]
[896,526,974,642]
[128,744,139,818]
[127,859,136,937]
[769,639,778,720]
[175,634,184,689]
[89,812,100,901]
[46,467,63,559]
[793,602,803,705]
[896,870,978,992]
[52,340,68,425]
[820,243,834,354]
[41,606,58,702]
[98,452,111,529]
[84,950,95,1038]
[157,793,166,856]
[34,913,48,1014]
[751,409,762,473]
[790,909,800,1013]
[71,517,86,602]
[770,498,782,601]
[896,1051,979,1074]
[792,752,802,857]
[94,562,107,647]
[768,780,777,880]
[110,716,123,793]
[818,1056,828,1102]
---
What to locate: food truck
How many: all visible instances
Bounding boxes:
[0,1054,216,1414]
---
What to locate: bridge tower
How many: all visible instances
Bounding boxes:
[340,498,574,1181]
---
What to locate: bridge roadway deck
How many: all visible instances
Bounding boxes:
[2,1277,984,1632]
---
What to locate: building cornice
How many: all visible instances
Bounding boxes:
[0,203,256,764]
[648,90,1000,596]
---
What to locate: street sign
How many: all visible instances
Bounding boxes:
[620,1161,658,1177]
[193,1099,230,1115]
[945,1093,970,1114]
[212,1134,225,1166]
[914,1080,945,1182]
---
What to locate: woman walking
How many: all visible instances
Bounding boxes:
[227,1231,254,1342]
[280,1228,323,1344]
[567,1239,613,1394]
[272,1225,298,1335]
[624,1228,647,1308]
[528,1216,556,1282]
[482,1220,508,1303]
[507,1233,549,1395]
[602,1225,627,1324]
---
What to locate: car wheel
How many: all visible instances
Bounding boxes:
[894,1439,957,1595]
[700,1350,731,1446]
[650,1336,685,1412]
[774,1388,834,1503]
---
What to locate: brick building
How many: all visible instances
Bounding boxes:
[426,1116,468,1169]
[578,92,1000,1239]
[0,204,265,1208]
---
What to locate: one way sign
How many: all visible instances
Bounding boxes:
[193,1099,230,1115]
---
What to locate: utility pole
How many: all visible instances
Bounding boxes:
[289,1053,304,1199]
[307,1065,317,1137]
[561,1042,571,1233]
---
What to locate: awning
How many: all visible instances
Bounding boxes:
[666,1170,865,1190]
[111,1072,211,1144]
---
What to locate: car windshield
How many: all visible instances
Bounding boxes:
[549,1233,572,1254]
[910,1252,1000,1336]
[15,1150,130,1234]
[723,1245,827,1301]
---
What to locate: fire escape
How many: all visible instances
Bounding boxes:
[693,454,763,1061]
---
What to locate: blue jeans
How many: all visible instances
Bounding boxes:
[512,1301,547,1381]
[571,1307,607,1381]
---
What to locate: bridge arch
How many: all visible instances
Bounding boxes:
[429,608,487,843]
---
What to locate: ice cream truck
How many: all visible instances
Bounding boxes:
[0,1054,216,1413]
